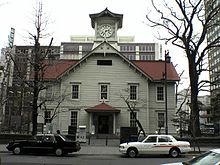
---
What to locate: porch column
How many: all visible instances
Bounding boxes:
[113,113,116,134]
[89,113,93,134]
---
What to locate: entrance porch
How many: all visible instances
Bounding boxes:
[85,103,120,136]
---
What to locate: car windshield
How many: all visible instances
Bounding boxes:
[55,134,69,141]
[184,151,220,165]
[170,136,177,142]
[144,136,157,143]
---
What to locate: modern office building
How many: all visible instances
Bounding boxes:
[2,45,60,132]
[61,35,162,61]
[206,0,220,124]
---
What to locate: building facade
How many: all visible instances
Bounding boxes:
[36,8,179,136]
[39,43,179,136]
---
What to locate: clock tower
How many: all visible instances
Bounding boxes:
[89,8,123,45]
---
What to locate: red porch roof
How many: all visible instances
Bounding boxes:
[85,103,120,113]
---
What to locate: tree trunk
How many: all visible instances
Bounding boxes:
[188,58,201,137]
[32,40,40,136]
[32,92,38,136]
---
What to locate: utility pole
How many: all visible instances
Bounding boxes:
[164,50,170,135]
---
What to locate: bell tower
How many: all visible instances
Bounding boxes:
[89,8,123,46]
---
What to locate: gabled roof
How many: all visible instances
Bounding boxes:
[56,41,154,80]
[41,60,77,80]
[89,8,123,28]
[41,42,179,82]
[133,60,180,81]
[42,59,179,82]
[85,102,120,113]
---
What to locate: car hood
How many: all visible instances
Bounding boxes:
[161,163,183,165]
[174,141,190,145]
[9,140,28,143]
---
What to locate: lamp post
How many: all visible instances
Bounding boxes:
[164,50,171,135]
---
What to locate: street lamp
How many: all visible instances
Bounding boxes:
[165,50,171,135]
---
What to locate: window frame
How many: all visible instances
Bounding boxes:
[157,112,165,128]
[129,84,138,101]
[44,110,52,124]
[156,86,164,102]
[70,110,78,127]
[71,83,80,100]
[46,85,54,99]
[130,111,137,127]
[99,83,109,101]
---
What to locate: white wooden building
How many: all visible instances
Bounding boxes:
[37,8,180,136]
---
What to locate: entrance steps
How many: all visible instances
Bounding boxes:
[94,134,119,139]
[86,134,120,146]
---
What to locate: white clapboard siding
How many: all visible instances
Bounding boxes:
[40,52,177,134]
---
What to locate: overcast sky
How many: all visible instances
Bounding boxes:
[0,0,158,47]
[0,0,209,94]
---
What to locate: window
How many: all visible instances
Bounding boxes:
[44,110,51,124]
[157,86,164,101]
[130,112,137,127]
[158,136,171,142]
[145,136,157,143]
[42,135,54,142]
[46,86,53,98]
[97,60,112,65]
[70,111,78,127]
[140,55,149,60]
[130,85,138,100]
[72,84,79,99]
[127,55,136,60]
[158,113,165,128]
[100,84,109,100]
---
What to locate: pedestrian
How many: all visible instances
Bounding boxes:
[138,131,144,141]
[56,130,60,134]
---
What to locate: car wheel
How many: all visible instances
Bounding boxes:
[127,148,138,158]
[169,148,179,158]
[13,146,21,155]
[55,148,63,156]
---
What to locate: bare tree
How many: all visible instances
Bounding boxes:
[146,0,220,136]
[120,90,146,137]
[29,1,54,136]
[0,28,15,132]
[39,87,71,125]
[6,1,53,135]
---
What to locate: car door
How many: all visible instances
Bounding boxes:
[154,136,172,154]
[140,136,158,154]
[21,136,41,153]
[39,135,56,153]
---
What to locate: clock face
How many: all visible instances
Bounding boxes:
[98,24,113,38]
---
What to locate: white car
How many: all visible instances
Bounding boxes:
[119,134,191,158]
[161,149,220,165]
